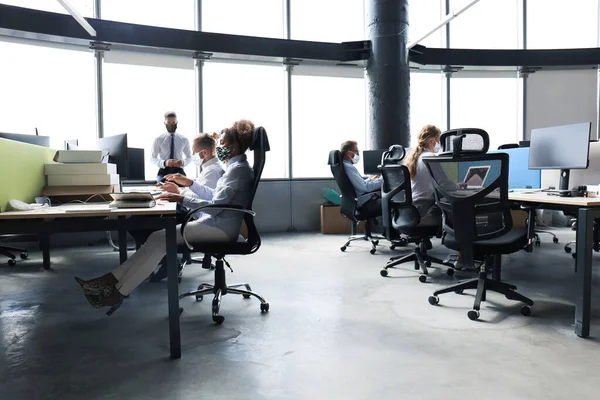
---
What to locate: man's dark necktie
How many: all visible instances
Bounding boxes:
[169,134,175,160]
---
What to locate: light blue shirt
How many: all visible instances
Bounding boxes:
[343,160,382,196]
[182,154,254,240]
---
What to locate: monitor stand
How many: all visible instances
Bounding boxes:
[559,169,571,197]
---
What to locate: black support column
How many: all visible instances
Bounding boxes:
[365,0,410,149]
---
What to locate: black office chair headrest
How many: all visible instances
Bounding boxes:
[328,149,343,166]
[440,128,490,158]
[250,126,270,152]
[383,145,406,163]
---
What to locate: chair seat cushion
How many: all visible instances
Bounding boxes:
[443,227,528,255]
[177,236,256,256]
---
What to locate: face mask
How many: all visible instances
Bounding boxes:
[352,153,361,165]
[216,146,232,162]
[166,123,177,133]
[434,142,441,153]
[192,153,202,166]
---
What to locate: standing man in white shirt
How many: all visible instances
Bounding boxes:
[151,111,192,183]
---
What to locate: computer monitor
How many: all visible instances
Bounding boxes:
[0,132,50,147]
[97,134,129,179]
[362,149,387,175]
[529,122,591,196]
[126,147,145,181]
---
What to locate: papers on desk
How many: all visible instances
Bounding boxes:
[122,185,162,196]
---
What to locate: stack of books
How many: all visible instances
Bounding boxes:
[41,150,120,202]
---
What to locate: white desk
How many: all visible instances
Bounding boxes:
[0,203,182,359]
[509,192,600,338]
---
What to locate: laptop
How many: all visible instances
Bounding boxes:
[109,192,156,208]
[462,166,490,189]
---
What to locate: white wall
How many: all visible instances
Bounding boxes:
[525,69,598,140]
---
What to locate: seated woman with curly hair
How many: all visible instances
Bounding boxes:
[75,119,256,313]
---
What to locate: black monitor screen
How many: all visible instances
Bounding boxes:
[127,147,145,181]
[362,149,387,175]
[98,134,129,178]
[529,122,591,170]
[0,132,50,147]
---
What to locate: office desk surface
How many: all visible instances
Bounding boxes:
[509,192,600,207]
[0,202,177,220]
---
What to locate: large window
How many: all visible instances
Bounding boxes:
[202,0,284,38]
[291,0,365,42]
[527,0,599,49]
[450,75,521,151]
[103,53,196,180]
[409,0,445,48]
[102,0,195,30]
[410,71,445,146]
[0,0,93,16]
[291,74,366,178]
[203,62,287,179]
[450,0,521,49]
[0,39,96,150]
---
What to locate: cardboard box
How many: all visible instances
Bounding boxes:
[45,163,117,175]
[47,174,120,186]
[511,209,528,228]
[320,204,365,234]
[53,150,105,164]
[41,185,119,203]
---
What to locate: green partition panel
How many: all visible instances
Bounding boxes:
[0,138,57,212]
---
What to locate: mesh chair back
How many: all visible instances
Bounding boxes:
[243,127,270,250]
[440,128,490,154]
[422,151,512,263]
[328,150,359,220]
[379,145,420,234]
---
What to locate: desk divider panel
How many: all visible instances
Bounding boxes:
[0,138,56,212]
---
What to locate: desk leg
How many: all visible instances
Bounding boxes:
[165,219,181,359]
[40,233,50,270]
[575,208,594,338]
[118,217,128,264]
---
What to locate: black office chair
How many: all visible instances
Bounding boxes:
[423,133,535,320]
[177,127,270,324]
[497,143,519,150]
[0,237,28,266]
[378,145,453,282]
[328,150,386,255]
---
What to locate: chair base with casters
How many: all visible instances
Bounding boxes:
[428,260,534,320]
[1,245,28,266]
[340,219,387,255]
[380,238,454,282]
[533,230,558,246]
[178,255,269,324]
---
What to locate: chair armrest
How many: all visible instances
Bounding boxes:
[356,192,378,208]
[180,204,256,250]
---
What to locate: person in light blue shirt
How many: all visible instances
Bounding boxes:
[340,140,383,218]
[75,120,256,313]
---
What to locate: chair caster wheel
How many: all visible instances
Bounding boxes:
[565,246,572,253]
[572,253,577,259]
[553,237,559,244]
[373,240,379,246]
[340,246,346,252]
[424,260,431,268]
[7,259,16,266]
[467,310,480,320]
[195,295,203,302]
[20,252,28,259]
[428,296,439,305]
[260,303,270,312]
[390,245,396,251]
[454,289,463,294]
[213,315,225,324]
[520,305,531,316]
[535,241,541,247]
[370,248,376,255]
[179,307,184,315]
[418,274,427,283]
[380,269,389,277]
[446,268,455,277]
[243,294,251,299]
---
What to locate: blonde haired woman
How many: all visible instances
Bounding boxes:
[404,124,442,217]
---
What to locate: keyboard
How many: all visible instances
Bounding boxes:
[62,205,112,213]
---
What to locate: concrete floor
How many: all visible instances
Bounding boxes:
[1,229,600,400]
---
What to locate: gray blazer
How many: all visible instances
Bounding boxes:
[182,154,254,240]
